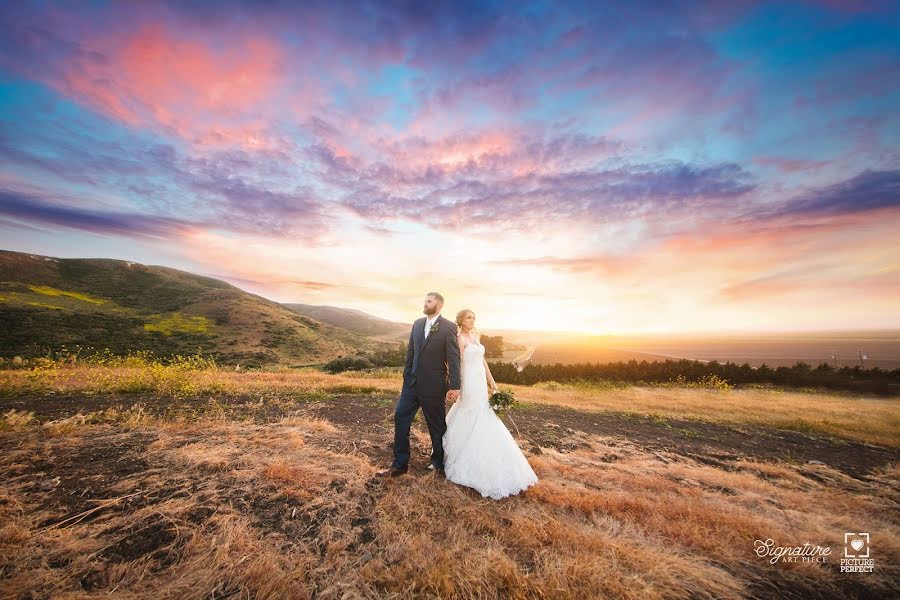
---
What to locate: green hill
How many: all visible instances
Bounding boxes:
[282,303,409,339]
[0,250,377,366]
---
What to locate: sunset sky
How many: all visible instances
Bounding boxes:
[1,1,898,334]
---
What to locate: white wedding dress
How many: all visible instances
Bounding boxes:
[443,334,538,499]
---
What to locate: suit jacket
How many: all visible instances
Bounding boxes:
[402,314,461,397]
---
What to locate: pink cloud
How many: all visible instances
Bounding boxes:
[719,269,900,303]
[44,22,288,151]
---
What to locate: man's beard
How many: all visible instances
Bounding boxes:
[423,306,437,315]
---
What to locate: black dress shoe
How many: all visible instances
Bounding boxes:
[377,465,408,477]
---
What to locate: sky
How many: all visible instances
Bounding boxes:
[0,1,898,334]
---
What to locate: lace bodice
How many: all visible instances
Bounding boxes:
[460,334,484,390]
[460,333,482,357]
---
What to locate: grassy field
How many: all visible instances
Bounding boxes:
[1,359,898,599]
[522,381,900,448]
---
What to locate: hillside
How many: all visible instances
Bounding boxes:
[0,250,377,366]
[283,303,409,339]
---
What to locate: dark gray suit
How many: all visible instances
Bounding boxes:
[391,314,461,470]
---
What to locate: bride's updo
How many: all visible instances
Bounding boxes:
[456,309,477,335]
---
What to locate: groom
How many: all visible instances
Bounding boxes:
[378,292,461,477]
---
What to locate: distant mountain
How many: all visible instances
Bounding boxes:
[282,303,409,339]
[0,250,379,366]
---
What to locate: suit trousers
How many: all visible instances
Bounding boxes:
[392,380,447,470]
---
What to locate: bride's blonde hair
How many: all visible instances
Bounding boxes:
[455,309,477,336]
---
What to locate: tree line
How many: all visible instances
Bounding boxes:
[322,339,899,396]
[489,358,900,396]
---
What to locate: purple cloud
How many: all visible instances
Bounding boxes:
[335,158,755,232]
[0,118,330,239]
[180,152,329,238]
[0,188,196,239]
[758,170,900,219]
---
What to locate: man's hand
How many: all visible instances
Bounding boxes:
[447,389,460,401]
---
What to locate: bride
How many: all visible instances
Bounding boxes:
[442,309,538,499]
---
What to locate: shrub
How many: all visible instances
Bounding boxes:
[323,356,373,374]
[662,374,733,391]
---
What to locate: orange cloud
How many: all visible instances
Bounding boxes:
[655,207,900,310]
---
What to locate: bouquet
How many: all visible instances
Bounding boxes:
[488,388,517,415]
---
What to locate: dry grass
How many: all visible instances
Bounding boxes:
[522,383,900,448]
[0,364,398,400]
[3,364,896,447]
[1,413,897,599]
[2,362,898,596]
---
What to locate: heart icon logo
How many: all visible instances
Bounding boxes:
[850,539,864,552]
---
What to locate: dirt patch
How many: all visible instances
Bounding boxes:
[0,429,158,521]
[0,393,162,420]
[0,391,396,424]
[299,396,898,480]
[303,395,395,431]
[501,404,899,480]
[96,517,180,565]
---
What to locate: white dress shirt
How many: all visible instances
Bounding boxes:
[424,313,440,341]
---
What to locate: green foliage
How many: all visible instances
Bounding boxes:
[322,342,408,373]
[283,303,407,337]
[1,346,218,368]
[343,367,403,379]
[533,380,565,391]
[488,388,517,414]
[660,374,733,391]
[0,250,377,367]
[26,301,64,310]
[368,342,408,367]
[143,312,210,335]
[0,304,216,360]
[323,355,374,374]
[480,335,504,358]
[534,378,629,391]
[491,358,900,396]
[28,285,106,305]
[137,356,221,398]
[1,347,221,398]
